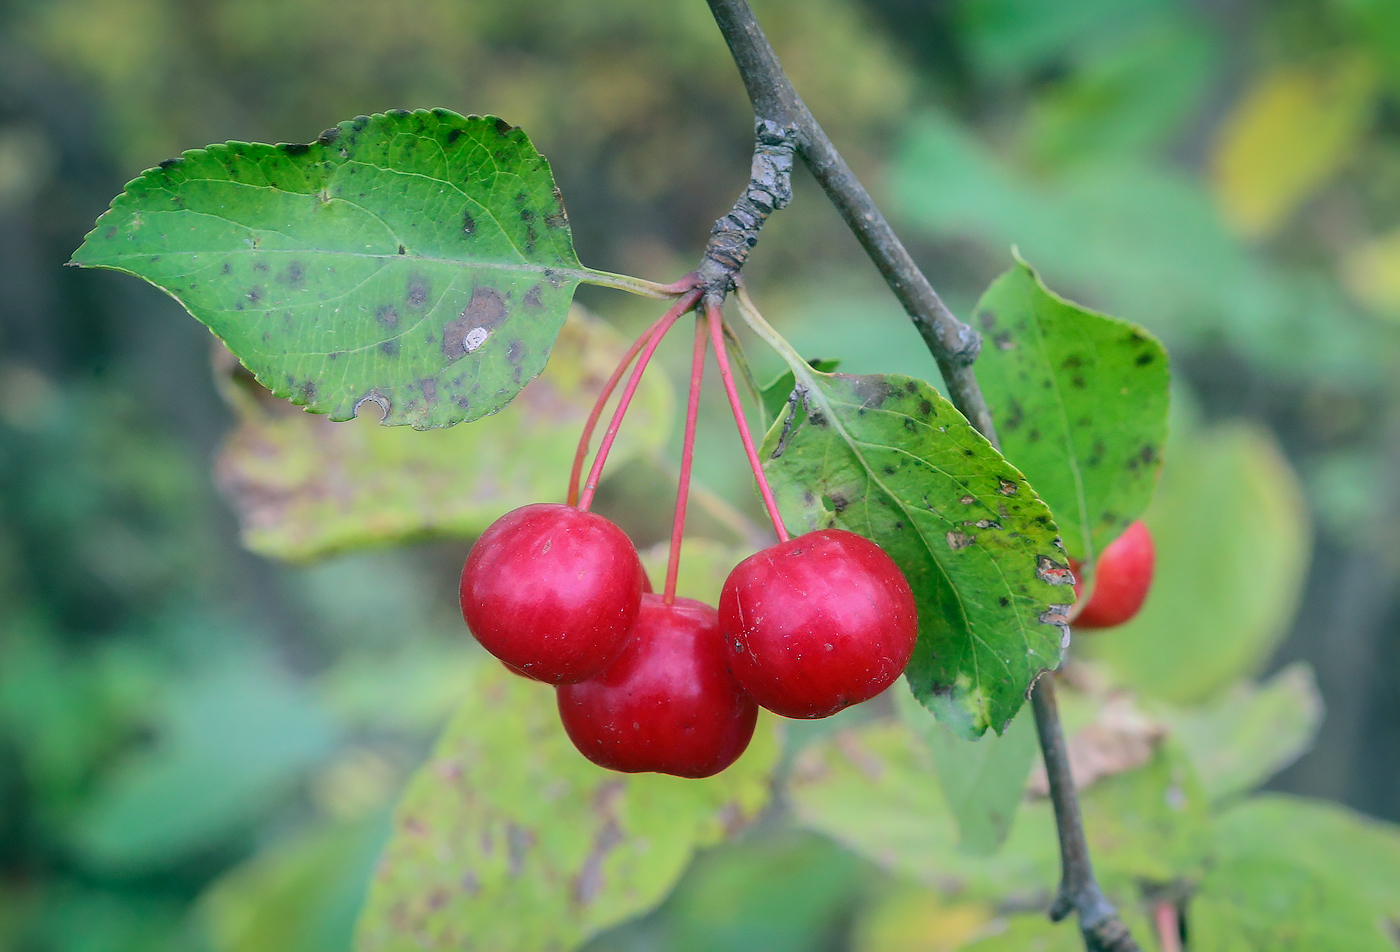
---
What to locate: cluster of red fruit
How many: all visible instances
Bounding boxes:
[457,283,918,779]
[460,504,916,778]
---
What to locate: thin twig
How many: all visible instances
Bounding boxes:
[703,0,995,441]
[702,2,1138,949]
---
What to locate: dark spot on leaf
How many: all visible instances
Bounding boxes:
[104,226,117,239]
[904,380,920,394]
[505,823,534,877]
[1062,354,1083,369]
[220,262,231,275]
[318,127,339,144]
[1071,375,1086,389]
[994,331,1015,351]
[543,268,566,288]
[379,340,400,357]
[397,244,406,255]
[809,409,828,427]
[903,417,916,431]
[1136,351,1154,366]
[882,465,896,475]
[253,260,269,273]
[520,207,535,222]
[964,448,974,456]
[515,190,528,206]
[246,286,263,303]
[525,223,537,254]
[978,309,997,330]
[447,127,463,145]
[300,381,316,403]
[158,157,182,170]
[388,108,409,118]
[947,530,974,550]
[420,378,438,404]
[893,521,903,530]
[352,116,370,132]
[442,286,508,359]
[508,340,525,365]
[997,478,1018,496]
[1028,428,1041,443]
[494,117,513,136]
[523,284,543,308]
[279,142,310,156]
[277,262,305,287]
[406,273,430,308]
[918,400,933,416]
[999,596,1010,607]
[1140,445,1157,465]
[826,493,849,514]
[462,210,476,236]
[376,305,400,329]
[1004,398,1024,431]
[545,210,568,229]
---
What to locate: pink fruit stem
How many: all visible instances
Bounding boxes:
[707,301,789,542]
[655,271,702,295]
[568,315,666,507]
[1153,901,1182,952]
[664,314,710,604]
[577,287,702,512]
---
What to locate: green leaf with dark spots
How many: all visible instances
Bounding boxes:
[72,109,591,428]
[355,664,780,952]
[760,370,1072,738]
[759,358,840,425]
[972,257,1169,562]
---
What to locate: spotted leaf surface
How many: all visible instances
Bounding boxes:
[72,109,587,428]
[761,371,1072,738]
[355,664,779,952]
[972,258,1169,563]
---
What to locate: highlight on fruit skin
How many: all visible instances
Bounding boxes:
[1070,520,1156,630]
[459,503,646,684]
[719,528,918,719]
[557,593,758,779]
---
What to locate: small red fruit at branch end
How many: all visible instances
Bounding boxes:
[720,528,918,719]
[460,503,645,684]
[1071,520,1156,630]
[557,594,758,778]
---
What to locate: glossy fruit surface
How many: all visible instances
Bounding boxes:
[459,503,645,684]
[1072,520,1156,629]
[557,594,757,778]
[719,529,918,719]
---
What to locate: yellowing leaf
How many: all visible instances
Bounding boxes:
[214,307,671,561]
[355,665,780,952]
[1343,226,1400,318]
[1211,56,1376,237]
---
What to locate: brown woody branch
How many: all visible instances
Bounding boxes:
[701,2,1139,950]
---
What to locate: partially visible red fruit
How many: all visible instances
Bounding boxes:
[719,529,918,719]
[557,594,757,778]
[459,503,645,684]
[1071,521,1155,629]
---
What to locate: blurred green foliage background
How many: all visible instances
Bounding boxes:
[3,0,1400,949]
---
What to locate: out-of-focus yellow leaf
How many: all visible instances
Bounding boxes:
[851,882,992,952]
[1210,56,1376,237]
[213,307,671,562]
[1343,227,1400,319]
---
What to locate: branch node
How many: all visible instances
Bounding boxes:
[696,120,798,298]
